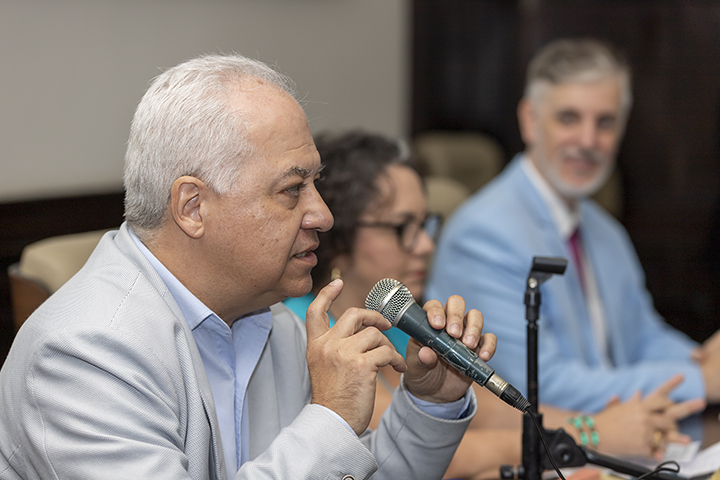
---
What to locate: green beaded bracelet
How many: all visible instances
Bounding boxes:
[566,415,599,447]
[571,416,583,431]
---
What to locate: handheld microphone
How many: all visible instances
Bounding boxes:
[366,278,530,412]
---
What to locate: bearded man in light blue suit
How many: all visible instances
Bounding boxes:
[427,39,720,426]
[0,54,495,480]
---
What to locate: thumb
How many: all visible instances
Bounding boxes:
[305,279,344,341]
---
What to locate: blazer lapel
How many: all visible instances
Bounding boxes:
[511,160,598,364]
[112,223,226,480]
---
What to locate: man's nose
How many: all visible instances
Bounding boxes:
[303,189,334,232]
[578,121,599,149]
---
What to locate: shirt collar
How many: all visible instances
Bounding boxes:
[128,228,219,330]
[128,228,272,331]
[521,155,581,240]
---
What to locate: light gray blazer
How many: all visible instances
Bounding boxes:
[0,223,474,480]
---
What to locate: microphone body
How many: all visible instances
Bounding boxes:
[366,278,530,413]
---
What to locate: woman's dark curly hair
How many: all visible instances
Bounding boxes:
[312,130,416,289]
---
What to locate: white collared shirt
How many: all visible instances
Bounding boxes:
[522,157,612,366]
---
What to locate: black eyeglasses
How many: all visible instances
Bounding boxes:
[356,213,442,252]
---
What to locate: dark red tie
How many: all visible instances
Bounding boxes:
[568,228,585,294]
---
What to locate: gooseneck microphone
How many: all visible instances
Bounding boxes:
[366,278,530,413]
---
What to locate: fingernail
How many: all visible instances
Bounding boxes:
[465,335,477,347]
[449,324,462,336]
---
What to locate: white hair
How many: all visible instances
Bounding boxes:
[123,54,296,235]
[525,38,633,123]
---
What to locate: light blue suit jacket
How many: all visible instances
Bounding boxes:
[427,156,704,412]
[0,223,474,480]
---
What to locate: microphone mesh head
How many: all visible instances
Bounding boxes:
[365,278,414,324]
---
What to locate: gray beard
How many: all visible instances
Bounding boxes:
[534,149,615,201]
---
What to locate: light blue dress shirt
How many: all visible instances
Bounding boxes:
[130,230,271,478]
[130,230,472,477]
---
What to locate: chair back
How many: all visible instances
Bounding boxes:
[415,131,504,194]
[8,229,110,331]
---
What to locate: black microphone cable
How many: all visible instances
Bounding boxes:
[527,407,567,480]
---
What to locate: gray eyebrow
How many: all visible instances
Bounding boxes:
[282,163,325,180]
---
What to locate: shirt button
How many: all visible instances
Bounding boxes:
[341,476,355,480]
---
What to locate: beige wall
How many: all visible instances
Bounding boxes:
[0,0,409,202]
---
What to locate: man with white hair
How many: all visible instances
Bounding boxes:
[0,54,493,480]
[427,38,720,428]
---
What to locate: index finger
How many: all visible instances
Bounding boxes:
[331,307,392,338]
[423,298,446,330]
[648,374,685,398]
[305,279,343,341]
[643,374,685,411]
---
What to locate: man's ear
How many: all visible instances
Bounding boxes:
[170,176,208,239]
[517,98,537,147]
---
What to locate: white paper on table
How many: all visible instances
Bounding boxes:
[624,441,718,479]
[673,441,720,478]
